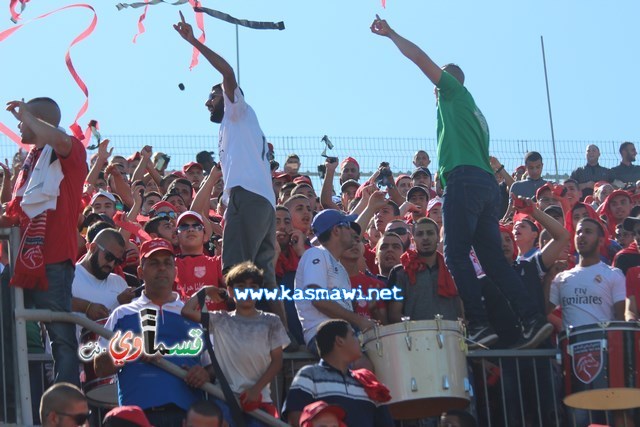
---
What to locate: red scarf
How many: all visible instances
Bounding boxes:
[351,369,391,403]
[597,190,631,237]
[8,148,49,290]
[400,250,457,297]
[275,245,300,278]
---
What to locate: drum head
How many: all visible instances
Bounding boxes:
[389,397,469,420]
[83,377,118,407]
[564,388,640,411]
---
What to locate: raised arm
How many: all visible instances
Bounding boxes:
[174,12,237,100]
[370,15,442,86]
[6,100,73,157]
[86,139,112,187]
[320,159,340,210]
[524,197,570,269]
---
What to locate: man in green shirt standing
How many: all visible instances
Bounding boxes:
[371,15,552,348]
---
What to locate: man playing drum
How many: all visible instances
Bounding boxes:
[388,218,461,324]
[548,218,633,426]
[294,210,376,357]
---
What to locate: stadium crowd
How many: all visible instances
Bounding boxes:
[2,13,640,427]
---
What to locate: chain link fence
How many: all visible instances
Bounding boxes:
[0,135,627,187]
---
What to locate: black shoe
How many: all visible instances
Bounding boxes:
[515,315,553,349]
[467,324,499,349]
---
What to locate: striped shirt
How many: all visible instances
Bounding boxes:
[282,360,393,427]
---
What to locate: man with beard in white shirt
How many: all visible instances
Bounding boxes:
[72,229,135,321]
[549,217,631,427]
[548,218,626,329]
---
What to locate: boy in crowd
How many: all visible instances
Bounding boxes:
[182,261,290,426]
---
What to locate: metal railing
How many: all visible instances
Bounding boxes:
[2,220,639,426]
[10,309,289,427]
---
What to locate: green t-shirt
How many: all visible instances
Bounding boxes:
[436,71,492,187]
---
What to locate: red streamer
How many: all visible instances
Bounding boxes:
[0,4,97,144]
[188,0,205,70]
[9,0,29,23]
[132,0,150,43]
[0,122,29,151]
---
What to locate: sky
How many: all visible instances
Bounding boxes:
[0,0,639,173]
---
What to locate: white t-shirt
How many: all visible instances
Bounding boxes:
[549,261,626,330]
[208,310,289,402]
[72,264,129,340]
[72,264,129,314]
[295,246,353,345]
[218,88,275,208]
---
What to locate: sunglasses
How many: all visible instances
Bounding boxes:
[387,227,409,236]
[177,223,204,232]
[56,410,91,425]
[96,243,124,266]
[154,211,177,220]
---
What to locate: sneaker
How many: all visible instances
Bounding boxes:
[467,324,499,349]
[514,315,553,349]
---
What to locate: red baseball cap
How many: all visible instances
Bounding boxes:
[182,162,204,173]
[140,238,174,259]
[150,201,176,213]
[104,405,153,427]
[340,157,359,170]
[535,182,554,201]
[177,210,204,226]
[299,401,346,427]
[272,171,292,181]
[127,152,142,162]
[293,176,313,186]
[395,174,410,186]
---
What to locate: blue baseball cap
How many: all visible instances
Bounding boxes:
[311,209,361,238]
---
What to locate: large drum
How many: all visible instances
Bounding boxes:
[362,318,470,419]
[559,321,640,410]
[80,319,118,407]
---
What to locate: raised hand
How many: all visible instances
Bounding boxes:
[5,100,27,122]
[173,11,196,44]
[0,160,11,179]
[325,158,339,173]
[97,139,113,162]
[367,190,388,211]
[370,14,393,37]
[140,145,153,161]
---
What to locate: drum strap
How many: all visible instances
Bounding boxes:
[198,290,246,427]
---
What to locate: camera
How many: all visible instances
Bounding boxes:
[155,154,171,171]
[376,162,393,189]
[318,164,326,180]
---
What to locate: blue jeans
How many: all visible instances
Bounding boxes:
[442,166,537,325]
[26,261,79,386]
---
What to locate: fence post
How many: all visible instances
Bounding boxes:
[9,226,33,426]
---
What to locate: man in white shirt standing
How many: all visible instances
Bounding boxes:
[548,219,632,427]
[72,229,134,321]
[548,218,626,329]
[174,14,286,326]
[295,210,376,356]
